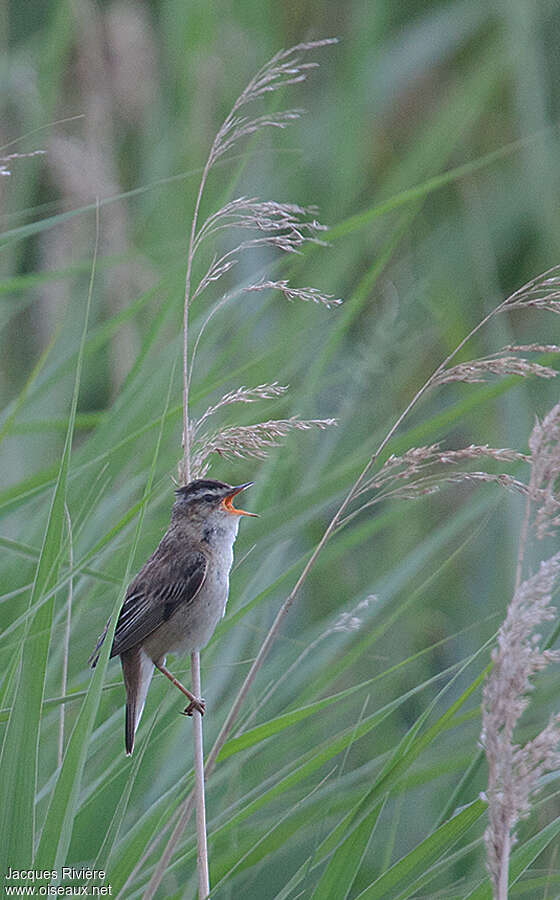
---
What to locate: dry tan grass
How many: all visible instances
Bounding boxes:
[481,401,560,899]
[433,349,559,386]
[190,416,336,480]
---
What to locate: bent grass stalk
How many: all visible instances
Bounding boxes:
[181,97,209,900]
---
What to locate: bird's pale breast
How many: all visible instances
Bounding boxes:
[142,544,233,659]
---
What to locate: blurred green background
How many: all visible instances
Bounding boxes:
[2,1,560,897]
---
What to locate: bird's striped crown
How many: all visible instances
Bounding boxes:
[174,479,233,503]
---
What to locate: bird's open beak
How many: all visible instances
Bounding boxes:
[221,482,258,517]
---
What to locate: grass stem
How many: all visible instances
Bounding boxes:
[191,651,209,899]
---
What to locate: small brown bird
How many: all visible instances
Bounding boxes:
[90,479,256,754]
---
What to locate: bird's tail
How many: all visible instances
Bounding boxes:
[121,647,154,755]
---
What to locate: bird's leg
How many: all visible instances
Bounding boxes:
[154,661,206,716]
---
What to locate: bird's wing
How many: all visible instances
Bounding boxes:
[109,549,208,658]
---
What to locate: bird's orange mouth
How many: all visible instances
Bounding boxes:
[221,483,258,517]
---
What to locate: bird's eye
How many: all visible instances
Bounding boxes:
[201,494,214,502]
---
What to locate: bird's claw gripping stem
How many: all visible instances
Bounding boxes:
[182,697,206,716]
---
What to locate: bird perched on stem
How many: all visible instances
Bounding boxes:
[90,479,256,754]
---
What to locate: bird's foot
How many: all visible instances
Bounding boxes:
[182,697,206,716]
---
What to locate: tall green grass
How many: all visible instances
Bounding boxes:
[2,2,560,898]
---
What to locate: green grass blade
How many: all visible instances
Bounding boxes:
[34,357,177,870]
[107,783,189,895]
[310,797,386,900]
[0,209,98,882]
[123,662,458,895]
[355,799,486,900]
[217,677,400,763]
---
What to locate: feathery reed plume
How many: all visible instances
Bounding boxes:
[433,347,559,386]
[190,416,336,479]
[194,197,327,251]
[481,401,560,899]
[194,383,289,431]
[360,444,527,488]
[528,400,560,539]
[246,279,343,309]
[180,38,339,474]
[376,471,530,503]
[481,555,560,899]
[502,266,560,314]
[343,444,529,516]
[206,39,337,168]
[502,343,560,354]
[192,201,331,300]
